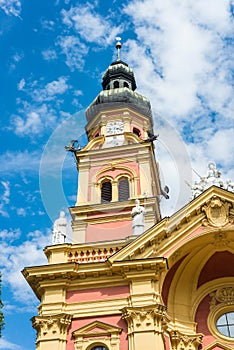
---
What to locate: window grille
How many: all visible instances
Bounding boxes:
[118,178,129,201]
[101,181,112,203]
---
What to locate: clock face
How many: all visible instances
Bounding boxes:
[106,121,124,135]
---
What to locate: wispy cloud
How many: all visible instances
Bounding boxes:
[0,181,10,217]
[0,150,41,174]
[57,35,88,71]
[0,0,21,17]
[12,77,71,136]
[42,48,57,61]
[61,5,122,46]
[0,337,23,350]
[0,229,50,306]
[122,0,234,213]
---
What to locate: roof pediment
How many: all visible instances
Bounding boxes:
[109,186,234,265]
[72,320,122,337]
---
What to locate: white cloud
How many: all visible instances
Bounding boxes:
[57,35,88,71]
[17,78,25,91]
[61,5,122,46]
[0,0,21,16]
[0,150,40,174]
[42,48,57,61]
[16,207,26,216]
[12,104,57,136]
[0,338,22,350]
[0,181,10,217]
[123,0,233,120]
[0,229,50,306]
[0,228,21,243]
[122,0,234,197]
[12,77,72,136]
[30,76,70,102]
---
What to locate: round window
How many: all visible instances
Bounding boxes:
[216,312,234,338]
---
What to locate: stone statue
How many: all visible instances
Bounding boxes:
[131,199,146,235]
[190,162,234,199]
[207,162,221,184]
[52,211,67,244]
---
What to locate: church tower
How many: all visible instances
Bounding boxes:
[70,39,163,243]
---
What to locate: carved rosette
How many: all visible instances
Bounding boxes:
[32,313,72,342]
[209,287,234,309]
[168,330,203,350]
[121,304,166,334]
[202,196,233,228]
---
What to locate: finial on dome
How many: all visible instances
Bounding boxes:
[115,37,122,61]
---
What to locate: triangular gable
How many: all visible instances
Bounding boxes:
[108,186,234,265]
[72,320,122,337]
[203,340,234,350]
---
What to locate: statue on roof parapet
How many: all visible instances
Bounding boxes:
[189,162,234,199]
[52,211,67,244]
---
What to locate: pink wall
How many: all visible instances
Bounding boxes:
[86,220,132,242]
[66,285,130,303]
[66,315,128,350]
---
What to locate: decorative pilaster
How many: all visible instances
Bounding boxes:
[122,304,166,350]
[32,313,72,350]
[168,330,203,350]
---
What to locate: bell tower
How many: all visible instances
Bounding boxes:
[69,39,163,243]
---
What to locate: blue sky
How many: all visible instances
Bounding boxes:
[0,0,233,349]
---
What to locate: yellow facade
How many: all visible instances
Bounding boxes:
[23,186,234,350]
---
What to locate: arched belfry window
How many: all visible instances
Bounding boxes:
[118,177,129,201]
[133,127,141,137]
[113,81,119,88]
[90,347,108,350]
[101,180,112,203]
[123,81,129,88]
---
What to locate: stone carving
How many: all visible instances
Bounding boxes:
[213,232,230,247]
[131,199,146,235]
[202,196,233,227]
[32,313,72,341]
[122,304,166,332]
[52,211,67,244]
[190,162,234,199]
[210,287,234,309]
[169,330,203,350]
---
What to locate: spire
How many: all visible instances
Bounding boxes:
[116,37,122,61]
[101,38,137,91]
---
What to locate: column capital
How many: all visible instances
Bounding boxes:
[168,330,203,350]
[121,304,166,333]
[32,313,72,342]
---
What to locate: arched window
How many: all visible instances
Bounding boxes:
[123,81,129,88]
[118,178,129,201]
[133,127,141,137]
[101,181,112,203]
[90,347,108,350]
[113,81,119,88]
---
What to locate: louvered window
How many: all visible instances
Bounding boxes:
[118,178,129,201]
[101,181,112,203]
